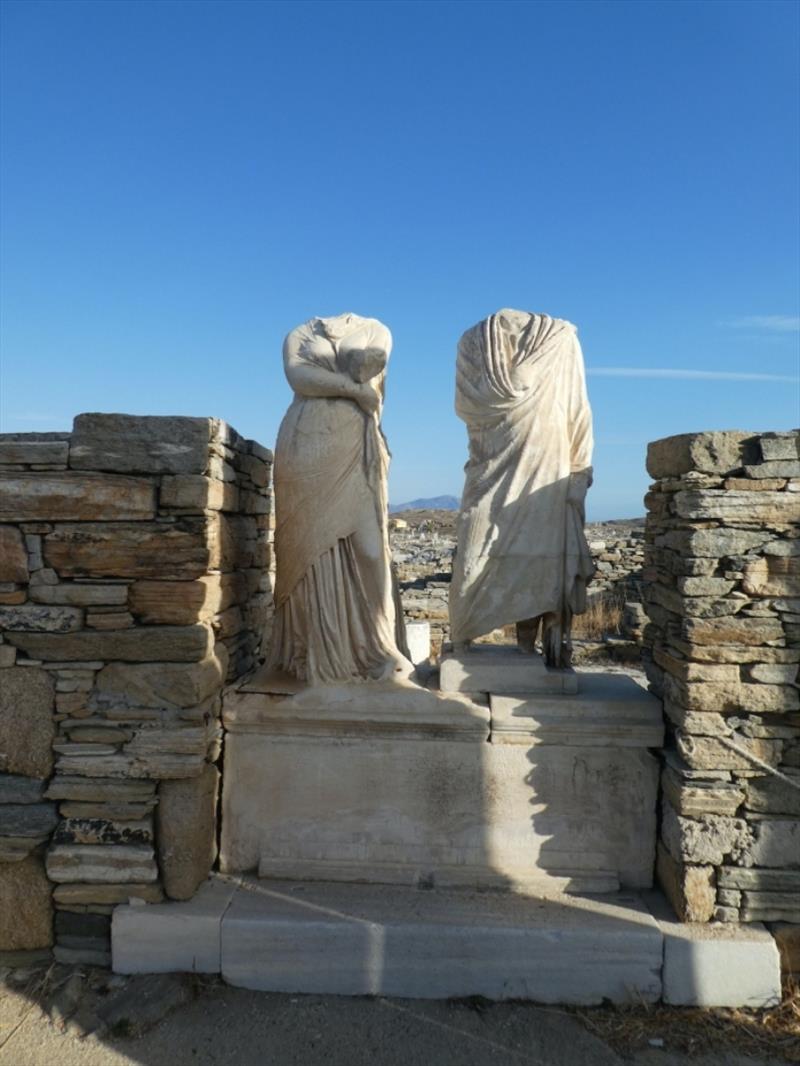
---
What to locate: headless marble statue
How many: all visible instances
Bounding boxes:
[449,309,594,668]
[268,313,413,685]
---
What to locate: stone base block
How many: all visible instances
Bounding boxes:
[648,893,781,1007]
[220,676,661,892]
[440,646,578,696]
[113,876,662,1004]
[112,876,238,974]
[0,854,53,950]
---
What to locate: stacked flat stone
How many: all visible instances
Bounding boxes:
[642,430,799,925]
[0,414,273,963]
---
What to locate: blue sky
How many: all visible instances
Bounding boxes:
[1,0,798,520]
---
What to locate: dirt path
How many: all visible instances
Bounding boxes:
[0,969,792,1066]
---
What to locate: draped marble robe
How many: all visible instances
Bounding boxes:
[449,309,594,666]
[268,313,412,685]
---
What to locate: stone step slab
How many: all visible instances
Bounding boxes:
[219,880,663,1003]
[113,875,239,973]
[647,893,781,1008]
[113,876,662,1005]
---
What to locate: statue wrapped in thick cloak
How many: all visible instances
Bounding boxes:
[449,309,594,667]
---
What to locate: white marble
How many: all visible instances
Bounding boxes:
[440,644,578,695]
[220,879,663,1003]
[112,875,239,974]
[450,310,594,667]
[219,677,660,892]
[648,893,781,1007]
[268,313,412,685]
[405,621,431,666]
[490,673,664,747]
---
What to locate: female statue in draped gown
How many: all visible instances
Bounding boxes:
[449,309,594,668]
[268,313,413,685]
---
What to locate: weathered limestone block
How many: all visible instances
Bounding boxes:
[0,667,55,777]
[656,843,716,922]
[660,528,773,557]
[0,855,53,949]
[748,663,799,684]
[668,640,798,665]
[0,803,58,839]
[724,477,787,491]
[663,703,729,736]
[0,473,156,522]
[745,776,800,816]
[664,675,799,714]
[662,770,744,816]
[760,432,799,462]
[0,439,69,465]
[0,604,83,633]
[741,819,800,868]
[682,616,784,646]
[212,605,243,639]
[69,413,211,474]
[0,774,46,804]
[743,555,800,597]
[676,577,737,597]
[0,526,28,582]
[53,817,153,846]
[653,648,739,684]
[45,777,157,803]
[673,490,796,524]
[85,610,135,630]
[30,583,128,606]
[717,866,800,891]
[160,475,239,512]
[0,591,26,607]
[43,520,209,580]
[6,624,213,663]
[677,733,782,771]
[157,764,219,900]
[58,801,154,821]
[743,461,800,479]
[53,882,163,905]
[126,725,213,758]
[55,751,208,780]
[647,431,756,479]
[46,844,158,883]
[661,802,749,865]
[95,649,227,709]
[63,722,132,744]
[129,574,247,625]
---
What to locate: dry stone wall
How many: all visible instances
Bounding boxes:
[392,518,645,654]
[0,414,273,963]
[642,430,799,925]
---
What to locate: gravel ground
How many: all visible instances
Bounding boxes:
[0,969,791,1066]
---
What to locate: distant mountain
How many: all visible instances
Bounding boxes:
[390,495,460,513]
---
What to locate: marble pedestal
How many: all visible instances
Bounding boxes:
[220,671,662,893]
[439,645,578,696]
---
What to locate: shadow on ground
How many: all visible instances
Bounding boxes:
[0,963,796,1066]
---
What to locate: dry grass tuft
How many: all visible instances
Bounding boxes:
[571,593,625,641]
[575,978,800,1062]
